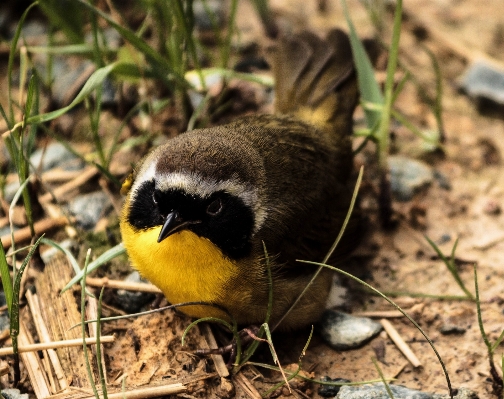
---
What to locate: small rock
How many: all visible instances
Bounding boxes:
[432,387,479,399]
[389,156,433,201]
[439,323,466,335]
[1,389,29,399]
[336,383,432,399]
[116,271,156,313]
[67,191,111,230]
[30,142,83,172]
[460,61,504,106]
[319,310,382,350]
[318,376,351,397]
[193,0,225,30]
[40,239,78,263]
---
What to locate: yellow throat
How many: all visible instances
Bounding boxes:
[120,210,240,320]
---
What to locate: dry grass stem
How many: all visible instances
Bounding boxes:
[19,318,52,398]
[199,323,230,378]
[85,277,163,293]
[46,383,187,399]
[26,290,69,390]
[380,318,422,368]
[39,166,99,203]
[0,336,115,356]
[234,372,262,399]
[0,216,68,248]
[41,169,85,183]
[85,296,108,385]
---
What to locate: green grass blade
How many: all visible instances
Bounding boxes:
[75,0,187,88]
[7,1,39,127]
[474,264,491,350]
[38,0,84,43]
[11,235,44,339]
[40,237,81,275]
[425,236,474,300]
[26,62,115,125]
[0,241,13,315]
[372,357,395,398]
[62,243,126,292]
[342,0,383,129]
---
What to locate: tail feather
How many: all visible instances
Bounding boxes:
[273,29,360,133]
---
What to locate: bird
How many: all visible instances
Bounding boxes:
[120,29,366,331]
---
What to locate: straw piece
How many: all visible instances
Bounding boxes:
[35,256,100,387]
[0,336,115,356]
[46,383,186,399]
[26,292,57,394]
[18,318,52,398]
[234,372,262,399]
[380,319,421,368]
[39,166,99,203]
[26,291,69,390]
[0,216,68,249]
[85,277,162,293]
[86,296,108,385]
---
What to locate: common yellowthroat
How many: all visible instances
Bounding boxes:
[120,29,365,330]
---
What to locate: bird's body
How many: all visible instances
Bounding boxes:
[120,29,364,330]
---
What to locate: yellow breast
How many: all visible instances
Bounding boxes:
[120,218,240,320]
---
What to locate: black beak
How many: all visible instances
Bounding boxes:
[157,211,185,243]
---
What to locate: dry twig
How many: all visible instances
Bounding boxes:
[380,318,421,368]
[0,216,68,248]
[0,336,115,356]
[85,277,162,293]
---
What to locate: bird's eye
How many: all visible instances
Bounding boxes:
[206,198,222,216]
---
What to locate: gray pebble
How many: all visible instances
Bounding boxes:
[40,239,78,264]
[116,271,156,313]
[336,383,432,399]
[319,310,382,350]
[389,156,434,201]
[30,142,83,172]
[460,61,504,105]
[193,0,225,30]
[67,191,111,230]
[1,389,29,399]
